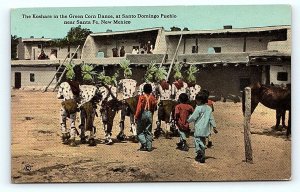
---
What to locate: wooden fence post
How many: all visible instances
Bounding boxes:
[244,87,253,163]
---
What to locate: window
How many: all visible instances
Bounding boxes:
[30,73,35,82]
[37,44,42,49]
[71,53,78,59]
[207,47,215,54]
[51,49,58,57]
[277,72,288,81]
[239,78,250,90]
[192,46,198,53]
[213,47,221,53]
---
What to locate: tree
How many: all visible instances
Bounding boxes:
[170,26,181,31]
[49,25,92,48]
[11,35,19,60]
[66,25,92,46]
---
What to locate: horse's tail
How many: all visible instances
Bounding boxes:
[242,89,246,116]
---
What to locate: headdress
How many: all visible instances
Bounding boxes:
[119,59,132,78]
[81,64,96,83]
[186,64,198,85]
[97,71,118,86]
[155,66,168,82]
[144,61,158,83]
[173,62,183,80]
[65,62,76,80]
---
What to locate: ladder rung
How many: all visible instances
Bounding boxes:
[44,45,80,92]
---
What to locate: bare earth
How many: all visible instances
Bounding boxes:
[11,90,291,183]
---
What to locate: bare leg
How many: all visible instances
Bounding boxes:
[154,120,163,138]
[286,110,291,137]
[69,113,77,147]
[60,107,70,144]
[88,109,96,140]
[60,107,68,134]
[102,109,115,145]
[117,104,126,141]
[164,122,171,139]
[130,113,137,136]
[79,110,86,143]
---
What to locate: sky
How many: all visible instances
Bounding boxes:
[11,5,291,39]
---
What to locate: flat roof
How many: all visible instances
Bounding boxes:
[249,50,291,57]
[165,25,291,36]
[11,60,60,66]
[22,38,52,42]
[90,27,163,37]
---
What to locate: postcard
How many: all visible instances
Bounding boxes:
[11,5,291,183]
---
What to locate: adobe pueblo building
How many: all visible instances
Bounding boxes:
[11,25,291,99]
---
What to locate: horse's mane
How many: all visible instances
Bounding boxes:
[262,84,290,91]
[251,82,291,95]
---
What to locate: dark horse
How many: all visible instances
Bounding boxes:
[242,82,291,137]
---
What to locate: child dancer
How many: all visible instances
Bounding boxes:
[135,84,157,151]
[188,92,217,163]
[201,89,217,148]
[174,93,194,151]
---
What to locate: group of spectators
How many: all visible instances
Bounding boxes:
[37,50,57,60]
[112,41,154,57]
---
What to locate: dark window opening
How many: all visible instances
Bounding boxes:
[71,53,78,59]
[213,47,221,53]
[223,25,233,29]
[30,73,35,82]
[51,49,58,57]
[192,46,198,53]
[277,72,288,81]
[240,78,251,91]
[37,44,42,49]
[15,72,21,89]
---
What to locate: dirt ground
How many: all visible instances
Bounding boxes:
[11,90,291,183]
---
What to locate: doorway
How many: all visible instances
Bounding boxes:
[15,72,21,89]
[239,77,250,91]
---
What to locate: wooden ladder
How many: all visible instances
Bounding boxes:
[43,45,80,92]
[166,33,183,79]
[159,47,168,68]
